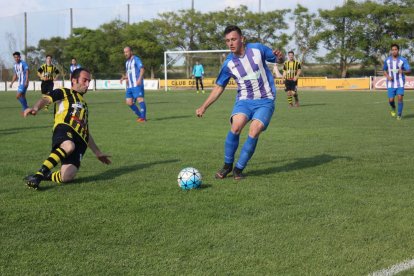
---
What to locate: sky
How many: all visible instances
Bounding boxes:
[0,0,347,66]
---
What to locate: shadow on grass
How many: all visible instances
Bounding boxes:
[152,115,192,121]
[298,103,327,108]
[402,113,414,119]
[0,125,50,136]
[248,154,351,176]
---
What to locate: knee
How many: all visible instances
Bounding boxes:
[248,124,264,138]
[60,140,75,155]
[231,126,243,135]
[61,170,77,183]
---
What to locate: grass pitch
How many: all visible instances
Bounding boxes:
[1,89,414,275]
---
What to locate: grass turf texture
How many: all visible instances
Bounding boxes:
[1,89,414,275]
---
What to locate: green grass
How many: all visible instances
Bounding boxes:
[1,89,414,275]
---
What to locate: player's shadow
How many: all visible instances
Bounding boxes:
[402,113,414,119]
[0,125,50,136]
[298,103,327,108]
[248,154,351,176]
[73,159,180,184]
[153,115,192,121]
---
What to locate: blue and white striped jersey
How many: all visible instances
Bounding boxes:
[216,43,278,101]
[383,56,411,89]
[125,55,144,88]
[14,60,29,86]
[70,64,81,74]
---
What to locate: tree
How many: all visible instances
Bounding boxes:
[318,1,367,78]
[291,4,322,66]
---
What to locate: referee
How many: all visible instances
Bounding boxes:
[283,51,302,107]
[37,55,60,95]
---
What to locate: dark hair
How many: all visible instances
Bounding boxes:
[288,51,294,55]
[224,25,242,36]
[71,68,90,81]
[391,43,399,50]
[13,51,21,56]
[71,57,77,61]
[46,54,52,58]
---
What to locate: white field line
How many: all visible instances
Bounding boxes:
[372,99,414,104]
[370,259,414,276]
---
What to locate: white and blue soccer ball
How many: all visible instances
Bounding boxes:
[177,167,202,190]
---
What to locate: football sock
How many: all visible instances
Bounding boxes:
[18,97,28,111]
[139,101,146,119]
[236,136,258,170]
[287,95,293,105]
[294,94,299,102]
[398,102,403,116]
[224,131,240,164]
[389,101,396,110]
[36,147,68,179]
[51,171,63,184]
[129,104,141,118]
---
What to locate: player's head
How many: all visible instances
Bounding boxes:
[288,51,295,61]
[224,25,245,55]
[71,57,77,65]
[124,46,133,59]
[13,51,21,63]
[71,68,91,94]
[195,61,199,65]
[46,55,52,64]
[391,43,399,57]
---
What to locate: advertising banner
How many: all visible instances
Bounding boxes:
[372,76,414,90]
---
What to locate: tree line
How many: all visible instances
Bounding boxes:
[18,0,414,80]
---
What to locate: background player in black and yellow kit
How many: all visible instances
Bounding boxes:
[23,68,111,190]
[283,51,302,107]
[37,55,60,94]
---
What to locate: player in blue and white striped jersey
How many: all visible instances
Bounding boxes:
[121,46,146,122]
[383,44,411,120]
[9,51,30,113]
[196,25,284,180]
[69,57,81,79]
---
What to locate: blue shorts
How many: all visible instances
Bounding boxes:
[231,99,275,130]
[388,87,404,98]
[17,85,27,93]
[126,86,144,99]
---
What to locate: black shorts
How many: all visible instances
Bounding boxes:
[41,81,54,94]
[52,124,88,168]
[284,80,297,92]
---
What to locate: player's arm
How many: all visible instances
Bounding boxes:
[294,67,302,81]
[136,67,144,86]
[383,61,392,80]
[88,133,111,165]
[24,68,30,87]
[37,67,45,81]
[9,73,17,88]
[196,85,225,117]
[400,60,411,75]
[23,97,52,117]
[54,68,60,81]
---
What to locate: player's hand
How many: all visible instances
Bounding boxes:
[387,75,393,81]
[196,106,206,117]
[398,68,403,74]
[293,77,297,81]
[273,50,284,62]
[120,79,123,84]
[136,79,142,86]
[96,152,112,164]
[9,83,12,88]
[23,108,37,117]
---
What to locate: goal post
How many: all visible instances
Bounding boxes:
[163,49,230,91]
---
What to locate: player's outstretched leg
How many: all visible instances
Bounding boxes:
[234,136,258,180]
[25,147,69,189]
[215,131,240,179]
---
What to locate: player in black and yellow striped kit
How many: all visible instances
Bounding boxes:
[37,55,60,94]
[283,51,302,107]
[23,68,111,190]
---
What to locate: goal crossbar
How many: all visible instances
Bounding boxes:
[163,49,230,91]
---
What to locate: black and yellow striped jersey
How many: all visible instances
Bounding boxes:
[283,60,301,80]
[44,88,89,144]
[38,64,59,81]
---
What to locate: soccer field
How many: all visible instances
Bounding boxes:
[1,89,414,275]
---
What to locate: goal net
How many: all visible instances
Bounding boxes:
[163,49,230,91]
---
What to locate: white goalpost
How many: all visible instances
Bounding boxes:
[163,49,230,91]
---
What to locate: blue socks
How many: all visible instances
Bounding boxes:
[224,131,240,164]
[18,96,28,111]
[398,102,403,116]
[139,101,146,119]
[236,136,258,170]
[129,104,141,118]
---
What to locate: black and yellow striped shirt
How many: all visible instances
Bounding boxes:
[44,88,89,144]
[283,60,301,80]
[38,64,59,81]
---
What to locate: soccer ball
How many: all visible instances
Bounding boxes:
[177,167,202,190]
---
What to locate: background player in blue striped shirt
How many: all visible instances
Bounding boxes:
[121,46,146,122]
[70,57,81,79]
[383,44,411,120]
[9,51,30,113]
[196,25,284,180]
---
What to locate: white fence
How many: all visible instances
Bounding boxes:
[0,79,160,91]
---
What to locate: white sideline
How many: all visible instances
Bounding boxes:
[370,259,414,276]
